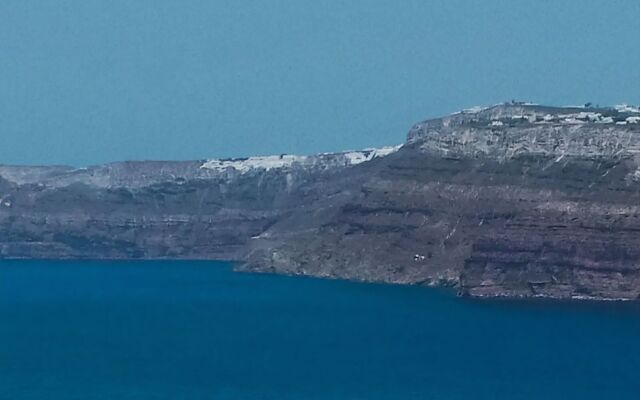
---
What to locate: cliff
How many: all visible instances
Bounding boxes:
[2,103,640,300]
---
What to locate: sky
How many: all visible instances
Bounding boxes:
[1,0,639,166]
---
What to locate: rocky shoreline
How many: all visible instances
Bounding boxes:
[2,103,640,301]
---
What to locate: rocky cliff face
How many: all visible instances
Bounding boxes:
[2,103,640,300]
[0,149,398,261]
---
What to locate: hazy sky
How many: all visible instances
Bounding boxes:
[1,0,639,166]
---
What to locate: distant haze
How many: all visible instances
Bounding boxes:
[1,0,638,166]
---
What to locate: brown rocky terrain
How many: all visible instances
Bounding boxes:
[2,103,640,300]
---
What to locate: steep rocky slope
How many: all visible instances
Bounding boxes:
[0,149,397,260]
[2,103,640,300]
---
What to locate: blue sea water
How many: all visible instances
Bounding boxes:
[1,260,639,400]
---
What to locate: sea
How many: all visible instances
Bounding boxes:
[1,260,639,400]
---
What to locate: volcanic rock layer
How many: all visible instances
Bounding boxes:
[2,103,640,300]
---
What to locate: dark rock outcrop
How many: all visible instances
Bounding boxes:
[2,103,640,300]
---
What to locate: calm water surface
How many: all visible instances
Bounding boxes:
[1,260,639,399]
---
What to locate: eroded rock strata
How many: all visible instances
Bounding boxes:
[2,103,640,300]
